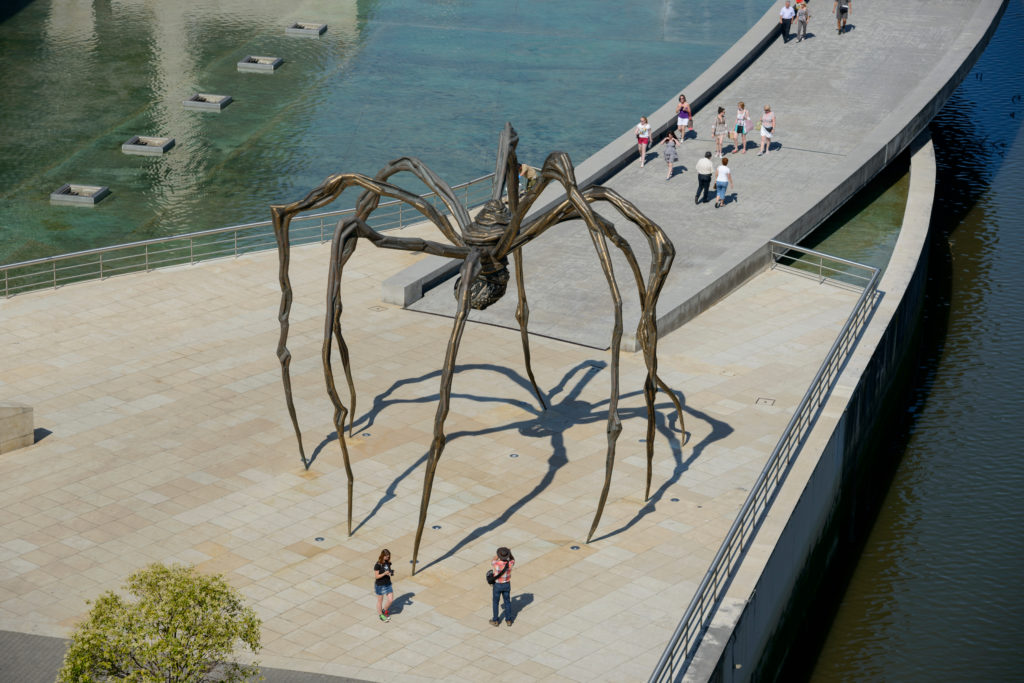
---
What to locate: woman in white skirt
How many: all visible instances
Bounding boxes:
[758,105,776,156]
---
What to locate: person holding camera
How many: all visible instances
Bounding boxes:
[489,547,515,627]
[373,549,395,622]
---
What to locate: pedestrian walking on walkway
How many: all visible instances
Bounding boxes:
[373,549,395,622]
[735,102,752,153]
[636,116,652,167]
[675,94,693,140]
[758,105,776,156]
[795,2,810,41]
[488,547,515,627]
[714,157,734,208]
[833,0,851,34]
[695,151,714,204]
[779,0,796,43]
[663,131,680,180]
[712,107,728,157]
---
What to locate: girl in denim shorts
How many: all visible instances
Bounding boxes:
[373,549,395,622]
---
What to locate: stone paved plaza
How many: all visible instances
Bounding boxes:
[0,223,857,681]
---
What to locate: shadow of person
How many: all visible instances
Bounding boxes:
[389,592,415,615]
[509,592,535,622]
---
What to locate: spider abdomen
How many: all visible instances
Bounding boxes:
[455,264,509,310]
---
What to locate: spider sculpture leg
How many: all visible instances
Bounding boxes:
[320,215,472,536]
[272,172,466,467]
[511,247,547,410]
[497,155,685,540]
[411,251,483,573]
[322,219,359,534]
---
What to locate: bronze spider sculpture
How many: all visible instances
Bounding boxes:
[271,123,685,572]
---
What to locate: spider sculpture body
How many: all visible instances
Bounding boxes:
[271,123,685,572]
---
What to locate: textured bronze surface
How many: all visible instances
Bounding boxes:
[271,123,685,572]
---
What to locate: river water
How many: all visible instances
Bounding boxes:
[0,0,772,264]
[809,0,1024,679]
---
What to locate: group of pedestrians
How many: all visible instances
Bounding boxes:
[637,97,779,208]
[371,546,517,627]
[780,0,853,42]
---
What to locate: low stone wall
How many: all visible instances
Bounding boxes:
[685,132,935,681]
[0,403,34,454]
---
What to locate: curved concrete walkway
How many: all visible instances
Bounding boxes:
[410,0,1006,350]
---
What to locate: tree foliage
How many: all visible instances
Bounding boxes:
[57,563,262,683]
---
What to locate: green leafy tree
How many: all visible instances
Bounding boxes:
[57,563,262,682]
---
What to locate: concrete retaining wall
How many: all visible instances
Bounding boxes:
[684,132,936,682]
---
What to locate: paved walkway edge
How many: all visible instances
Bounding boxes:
[681,125,939,680]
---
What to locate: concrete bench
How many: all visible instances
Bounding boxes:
[382,255,460,307]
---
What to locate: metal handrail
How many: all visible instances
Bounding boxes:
[648,240,880,682]
[1,173,496,298]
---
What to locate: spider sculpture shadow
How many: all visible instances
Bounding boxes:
[271,122,685,573]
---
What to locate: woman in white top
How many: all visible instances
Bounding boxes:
[636,116,652,167]
[758,105,776,156]
[735,102,752,154]
[714,157,734,208]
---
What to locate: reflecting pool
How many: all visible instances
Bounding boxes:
[0,0,773,264]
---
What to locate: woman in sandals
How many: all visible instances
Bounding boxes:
[489,547,515,627]
[635,116,652,167]
[675,94,693,140]
[758,105,776,156]
[735,101,752,153]
[711,106,728,158]
[373,549,395,622]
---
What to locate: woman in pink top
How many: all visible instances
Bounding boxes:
[489,546,515,627]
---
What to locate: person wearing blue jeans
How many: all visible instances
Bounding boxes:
[489,546,515,627]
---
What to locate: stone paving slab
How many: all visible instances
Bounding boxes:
[0,230,857,681]
[409,0,993,349]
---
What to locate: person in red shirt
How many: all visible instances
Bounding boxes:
[489,547,515,627]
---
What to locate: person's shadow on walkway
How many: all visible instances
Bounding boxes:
[309,359,731,567]
[509,592,534,622]
[667,164,688,179]
[389,592,415,615]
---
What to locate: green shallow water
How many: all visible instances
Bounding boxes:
[0,0,774,264]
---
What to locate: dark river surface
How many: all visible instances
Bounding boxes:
[808,0,1024,679]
